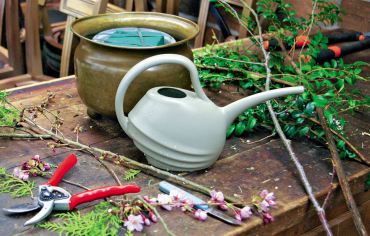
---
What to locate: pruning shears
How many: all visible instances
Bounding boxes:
[3,153,141,226]
[264,31,370,62]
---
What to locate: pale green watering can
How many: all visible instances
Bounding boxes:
[115,54,304,171]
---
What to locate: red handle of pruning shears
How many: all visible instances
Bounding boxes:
[47,153,78,186]
[68,185,141,210]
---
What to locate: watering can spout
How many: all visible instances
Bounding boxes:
[222,86,305,126]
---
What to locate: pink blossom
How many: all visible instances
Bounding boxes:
[210,190,224,202]
[262,212,274,224]
[44,163,51,171]
[149,212,157,223]
[181,199,193,212]
[157,193,173,211]
[234,212,242,221]
[13,167,21,177]
[194,209,208,221]
[13,167,29,181]
[143,195,157,204]
[264,192,275,202]
[240,206,252,219]
[19,171,29,181]
[267,199,276,207]
[259,189,269,198]
[170,190,184,207]
[218,203,228,211]
[32,155,41,162]
[144,217,151,226]
[260,200,270,212]
[124,214,144,232]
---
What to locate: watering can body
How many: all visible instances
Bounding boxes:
[115,54,304,171]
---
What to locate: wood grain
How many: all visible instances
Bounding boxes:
[25,0,43,78]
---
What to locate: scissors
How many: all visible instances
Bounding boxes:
[3,153,140,226]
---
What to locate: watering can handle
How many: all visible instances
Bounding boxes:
[115,54,209,131]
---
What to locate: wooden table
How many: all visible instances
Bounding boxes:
[1,51,369,235]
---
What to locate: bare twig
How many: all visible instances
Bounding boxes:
[317,108,368,236]
[297,0,318,67]
[0,133,52,139]
[322,163,336,210]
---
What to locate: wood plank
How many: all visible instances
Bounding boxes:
[0,74,32,90]
[302,200,370,235]
[194,0,210,48]
[238,0,254,38]
[134,0,148,11]
[0,0,4,46]
[126,0,134,11]
[2,0,25,78]
[25,0,43,77]
[155,0,167,12]
[59,16,76,77]
[166,0,180,15]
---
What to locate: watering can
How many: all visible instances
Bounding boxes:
[115,54,304,171]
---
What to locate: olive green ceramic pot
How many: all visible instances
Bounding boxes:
[71,12,199,118]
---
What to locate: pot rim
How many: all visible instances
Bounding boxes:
[71,12,199,50]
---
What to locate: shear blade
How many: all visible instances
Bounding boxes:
[3,202,40,214]
[24,200,54,226]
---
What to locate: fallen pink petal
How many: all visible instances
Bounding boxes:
[124,214,144,232]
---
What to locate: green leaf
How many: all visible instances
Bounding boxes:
[235,121,246,136]
[123,169,141,181]
[246,117,257,131]
[299,126,310,136]
[304,102,315,116]
[226,123,236,138]
[312,94,328,108]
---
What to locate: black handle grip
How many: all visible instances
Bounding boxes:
[339,38,370,56]
[327,32,362,44]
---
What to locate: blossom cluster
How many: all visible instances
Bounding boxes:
[123,211,158,232]
[144,190,207,221]
[210,190,252,221]
[254,189,276,224]
[13,155,52,181]
[122,189,277,232]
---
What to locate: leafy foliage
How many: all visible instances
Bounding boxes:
[38,202,122,236]
[0,167,35,198]
[195,0,370,161]
[0,91,20,126]
[123,169,141,181]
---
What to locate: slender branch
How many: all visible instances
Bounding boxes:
[207,55,264,65]
[317,108,368,236]
[42,174,90,190]
[297,0,318,66]
[322,163,336,210]
[139,196,176,236]
[0,133,52,139]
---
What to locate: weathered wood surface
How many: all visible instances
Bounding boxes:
[0,51,369,235]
